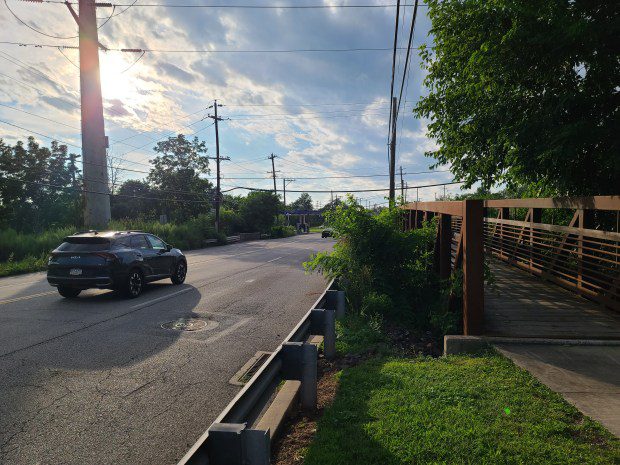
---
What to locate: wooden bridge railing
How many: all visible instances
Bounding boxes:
[401,196,620,336]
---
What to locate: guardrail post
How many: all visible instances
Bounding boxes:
[323,309,336,359]
[326,290,346,319]
[207,423,270,465]
[462,200,484,335]
[310,308,336,359]
[280,342,317,410]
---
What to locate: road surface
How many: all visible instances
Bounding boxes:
[0,234,333,465]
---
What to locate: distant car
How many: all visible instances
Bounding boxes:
[321,228,334,238]
[46,231,187,299]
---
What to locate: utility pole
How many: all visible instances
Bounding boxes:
[268,153,278,193]
[399,166,404,203]
[66,0,111,228]
[389,96,398,205]
[207,100,230,234]
[282,178,295,209]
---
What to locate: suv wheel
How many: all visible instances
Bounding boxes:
[171,261,187,285]
[124,269,144,298]
[58,286,81,298]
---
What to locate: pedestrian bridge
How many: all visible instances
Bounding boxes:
[401,196,620,338]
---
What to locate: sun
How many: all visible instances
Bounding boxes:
[99,52,140,101]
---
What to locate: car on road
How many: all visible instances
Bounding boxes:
[321,228,334,238]
[47,231,187,298]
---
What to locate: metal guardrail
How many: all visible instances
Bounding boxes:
[177,279,345,465]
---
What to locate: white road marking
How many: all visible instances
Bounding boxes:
[130,287,192,310]
[245,279,255,283]
[204,317,252,344]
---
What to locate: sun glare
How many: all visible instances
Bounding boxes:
[99,53,139,101]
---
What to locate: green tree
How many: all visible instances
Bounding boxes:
[290,192,314,211]
[239,191,281,233]
[0,137,79,232]
[415,0,619,196]
[147,134,213,222]
[111,180,158,220]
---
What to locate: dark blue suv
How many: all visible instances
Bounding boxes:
[47,231,187,298]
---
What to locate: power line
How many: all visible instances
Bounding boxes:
[29,1,425,9]
[387,0,401,155]
[396,0,419,119]
[0,40,414,54]
[20,179,217,204]
[224,181,463,194]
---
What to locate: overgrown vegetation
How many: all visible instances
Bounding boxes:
[304,353,620,465]
[305,196,458,336]
[415,0,619,196]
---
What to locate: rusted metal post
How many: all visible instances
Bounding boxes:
[530,208,542,270]
[439,214,452,280]
[577,209,594,290]
[462,200,484,335]
[500,207,509,258]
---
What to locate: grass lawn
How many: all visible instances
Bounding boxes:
[304,354,619,465]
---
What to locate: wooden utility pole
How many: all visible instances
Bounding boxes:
[399,166,404,203]
[389,96,397,205]
[66,0,110,228]
[207,100,230,234]
[269,153,277,193]
[282,178,295,209]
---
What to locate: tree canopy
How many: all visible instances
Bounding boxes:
[415,0,619,196]
[289,192,314,211]
[147,134,213,221]
[0,137,81,232]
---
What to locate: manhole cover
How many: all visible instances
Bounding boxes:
[161,318,218,332]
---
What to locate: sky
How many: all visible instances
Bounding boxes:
[0,0,465,207]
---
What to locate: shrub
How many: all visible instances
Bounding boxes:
[270,225,296,238]
[305,196,448,333]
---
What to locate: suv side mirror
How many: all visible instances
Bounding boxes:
[166,244,173,251]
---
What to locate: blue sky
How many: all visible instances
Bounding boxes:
[0,0,462,206]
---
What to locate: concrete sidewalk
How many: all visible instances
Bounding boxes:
[495,344,620,437]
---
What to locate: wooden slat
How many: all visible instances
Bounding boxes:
[401,201,463,216]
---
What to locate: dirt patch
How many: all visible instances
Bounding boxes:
[384,323,442,357]
[271,356,344,465]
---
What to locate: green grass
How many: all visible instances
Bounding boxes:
[305,354,619,465]
[0,254,47,277]
[0,215,226,277]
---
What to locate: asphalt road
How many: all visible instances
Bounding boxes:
[0,234,333,465]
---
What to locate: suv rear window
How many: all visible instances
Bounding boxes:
[57,241,110,252]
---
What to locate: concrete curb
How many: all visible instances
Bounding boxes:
[444,335,620,355]
[256,380,301,440]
